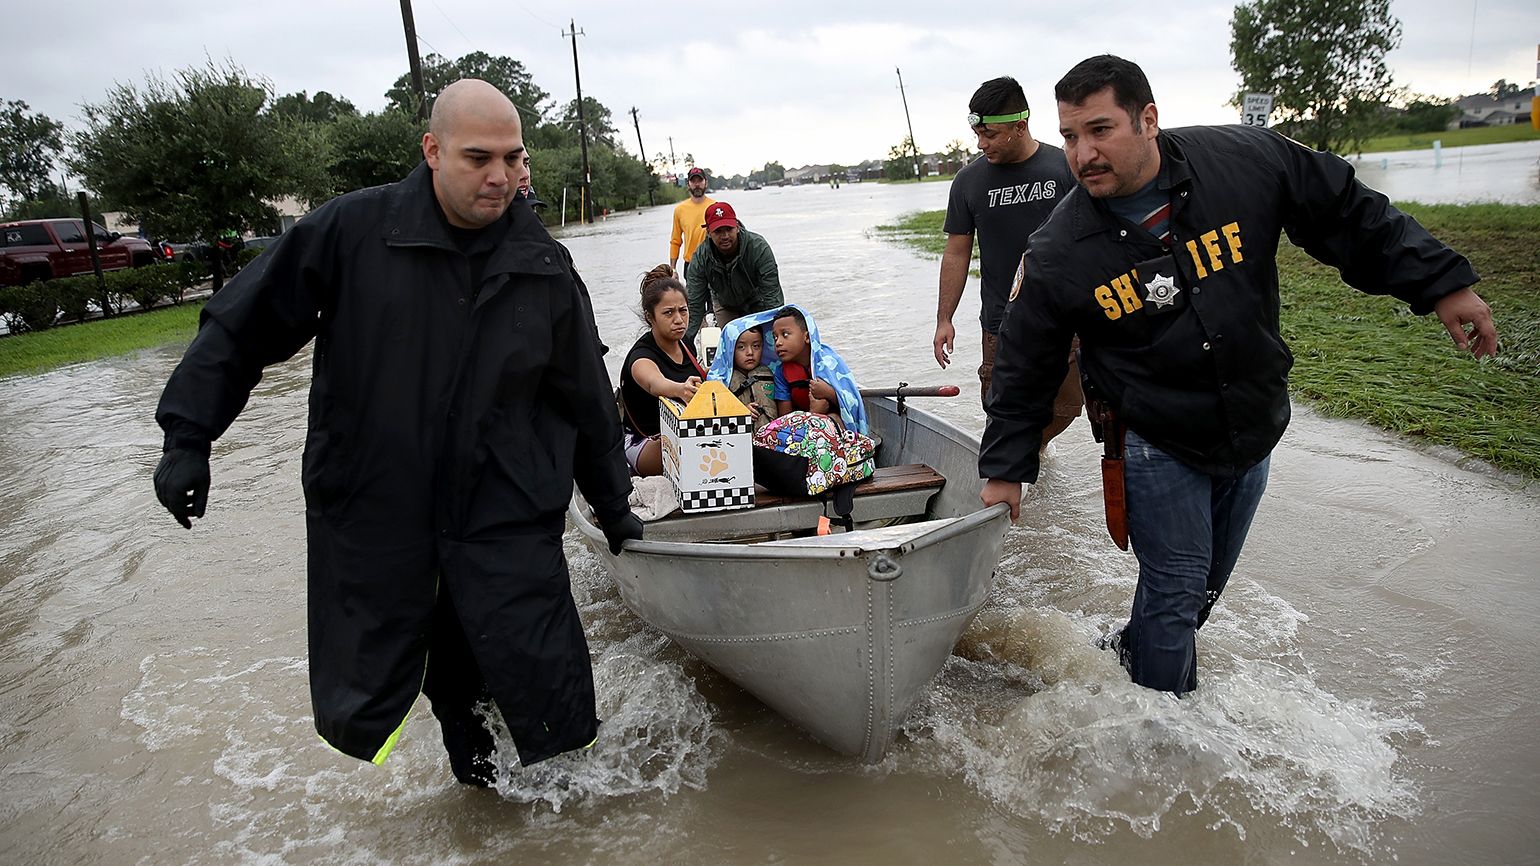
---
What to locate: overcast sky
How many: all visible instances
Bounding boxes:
[9,0,1538,178]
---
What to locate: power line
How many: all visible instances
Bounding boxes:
[511,0,562,31]
[430,0,475,52]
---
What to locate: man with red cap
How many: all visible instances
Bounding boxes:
[683,200,784,346]
[669,167,715,275]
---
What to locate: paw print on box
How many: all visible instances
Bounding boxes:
[699,446,731,477]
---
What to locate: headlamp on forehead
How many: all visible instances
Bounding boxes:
[967,108,1030,127]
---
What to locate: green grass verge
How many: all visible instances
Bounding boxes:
[0,301,203,379]
[874,203,1540,478]
[1353,124,1538,155]
[869,210,981,277]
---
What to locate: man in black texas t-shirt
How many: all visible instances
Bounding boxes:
[935,76,1079,442]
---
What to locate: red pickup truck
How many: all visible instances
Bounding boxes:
[0,218,157,286]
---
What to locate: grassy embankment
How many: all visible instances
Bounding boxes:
[1353,123,1537,154]
[0,302,203,379]
[872,203,1540,479]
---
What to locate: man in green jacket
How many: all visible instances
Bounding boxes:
[684,201,784,345]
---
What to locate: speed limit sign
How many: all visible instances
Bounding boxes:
[1242,93,1274,127]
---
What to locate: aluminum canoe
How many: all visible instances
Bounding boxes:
[569,395,1010,762]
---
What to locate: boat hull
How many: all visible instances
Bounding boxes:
[570,398,1009,761]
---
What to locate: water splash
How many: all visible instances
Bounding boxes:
[909,600,1421,857]
[486,651,724,811]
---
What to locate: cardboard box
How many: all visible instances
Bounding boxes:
[658,380,756,513]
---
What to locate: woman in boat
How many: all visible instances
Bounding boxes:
[619,264,707,476]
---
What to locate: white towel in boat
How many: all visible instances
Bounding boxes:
[628,475,679,521]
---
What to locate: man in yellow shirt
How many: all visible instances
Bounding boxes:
[669,167,715,275]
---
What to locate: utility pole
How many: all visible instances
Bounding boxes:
[629,107,647,162]
[896,67,921,181]
[563,19,593,223]
[399,0,427,121]
[630,106,655,206]
[77,192,109,314]
[668,136,676,174]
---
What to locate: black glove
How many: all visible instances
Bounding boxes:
[153,448,210,529]
[596,507,644,555]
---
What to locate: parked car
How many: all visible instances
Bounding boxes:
[162,233,268,267]
[0,219,158,287]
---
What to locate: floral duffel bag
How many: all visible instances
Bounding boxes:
[751,410,877,496]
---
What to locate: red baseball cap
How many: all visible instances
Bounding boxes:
[704,202,738,232]
[687,167,705,179]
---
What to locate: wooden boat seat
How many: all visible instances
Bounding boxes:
[647,463,946,542]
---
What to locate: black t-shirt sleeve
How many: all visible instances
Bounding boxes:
[943,163,976,236]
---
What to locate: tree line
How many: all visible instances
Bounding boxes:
[0,52,669,241]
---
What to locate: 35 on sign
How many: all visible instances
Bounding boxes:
[1242,93,1274,128]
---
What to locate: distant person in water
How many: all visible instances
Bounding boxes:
[669,167,714,275]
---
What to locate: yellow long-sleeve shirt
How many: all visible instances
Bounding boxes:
[670,195,716,265]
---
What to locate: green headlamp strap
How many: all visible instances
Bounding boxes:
[967,108,1030,127]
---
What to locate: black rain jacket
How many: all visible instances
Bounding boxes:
[980,125,1478,482]
[156,163,632,765]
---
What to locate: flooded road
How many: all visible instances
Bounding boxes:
[1349,139,1540,205]
[2,171,1537,865]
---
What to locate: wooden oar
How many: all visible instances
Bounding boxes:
[859,384,961,398]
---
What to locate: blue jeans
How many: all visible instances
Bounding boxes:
[1121,430,1270,694]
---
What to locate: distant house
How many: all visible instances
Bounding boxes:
[1451,92,1535,129]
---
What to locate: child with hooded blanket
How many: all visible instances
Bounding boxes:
[707,304,868,434]
[708,305,875,497]
[719,323,778,432]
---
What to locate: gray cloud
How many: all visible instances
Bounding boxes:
[8,0,1536,178]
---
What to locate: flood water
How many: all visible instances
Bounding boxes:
[2,163,1537,865]
[1349,139,1540,205]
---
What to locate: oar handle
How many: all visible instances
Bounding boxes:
[859,384,961,398]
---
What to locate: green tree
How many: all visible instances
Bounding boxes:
[885,138,917,181]
[322,109,425,201]
[0,99,65,205]
[555,96,621,149]
[69,62,328,283]
[1390,94,1460,134]
[386,52,549,130]
[941,139,970,174]
[747,161,785,186]
[270,90,358,124]
[2,182,75,221]
[1230,0,1401,152]
[1489,79,1522,100]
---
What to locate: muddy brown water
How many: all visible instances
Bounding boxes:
[1,175,1536,865]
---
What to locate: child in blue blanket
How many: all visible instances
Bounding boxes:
[707,303,868,434]
[768,306,837,417]
[727,325,778,432]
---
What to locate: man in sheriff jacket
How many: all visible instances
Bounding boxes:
[151,80,644,783]
[684,201,784,346]
[979,55,1498,695]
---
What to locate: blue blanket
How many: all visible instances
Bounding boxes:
[706,304,868,434]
